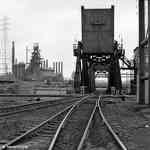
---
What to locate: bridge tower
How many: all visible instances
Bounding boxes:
[73,6,122,93]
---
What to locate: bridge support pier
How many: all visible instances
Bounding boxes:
[81,58,89,92]
[88,65,95,93]
[74,55,81,93]
[137,0,145,104]
[145,0,150,104]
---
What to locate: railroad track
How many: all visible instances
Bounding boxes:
[1,95,89,150]
[49,96,127,150]
[76,96,127,150]
[0,97,81,117]
[1,95,127,150]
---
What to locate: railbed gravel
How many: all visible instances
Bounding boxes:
[52,101,95,150]
[81,108,120,150]
[0,100,74,144]
[102,99,150,150]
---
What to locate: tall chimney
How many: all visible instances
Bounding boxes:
[43,60,46,69]
[53,62,55,72]
[12,41,15,74]
[59,61,61,73]
[58,62,61,73]
[61,61,63,75]
[56,62,58,74]
[46,59,48,69]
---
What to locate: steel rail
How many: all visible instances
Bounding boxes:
[77,96,128,150]
[0,99,62,110]
[0,97,82,110]
[0,94,73,97]
[0,98,81,117]
[98,96,128,150]
[48,95,89,150]
[1,95,89,150]
[77,100,97,150]
[1,105,73,150]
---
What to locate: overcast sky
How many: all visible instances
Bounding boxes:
[0,0,138,78]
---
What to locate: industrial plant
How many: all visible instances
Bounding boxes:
[0,42,64,82]
[0,1,150,150]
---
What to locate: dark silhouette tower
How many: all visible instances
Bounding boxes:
[12,41,15,74]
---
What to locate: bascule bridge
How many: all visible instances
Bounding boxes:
[73,6,124,93]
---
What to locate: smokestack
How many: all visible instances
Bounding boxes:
[43,61,46,69]
[12,41,15,74]
[61,61,63,75]
[46,59,48,69]
[56,62,58,74]
[59,61,61,73]
[53,62,55,72]
[58,62,59,73]
[58,62,60,73]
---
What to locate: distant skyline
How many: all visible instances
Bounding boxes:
[0,0,138,78]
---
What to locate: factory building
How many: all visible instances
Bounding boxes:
[12,43,64,82]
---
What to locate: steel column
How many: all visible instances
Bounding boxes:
[138,0,145,104]
[148,0,150,104]
[74,57,81,93]
[88,64,95,92]
[12,41,15,74]
[55,62,57,74]
[61,61,63,75]
[81,58,89,89]
[53,62,55,72]
[114,58,122,92]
